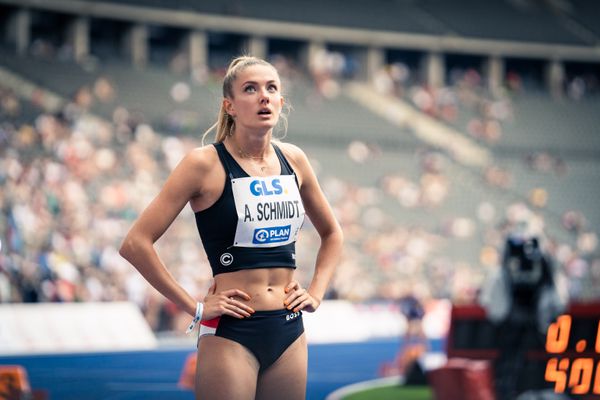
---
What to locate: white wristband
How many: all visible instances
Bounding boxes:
[185,302,204,334]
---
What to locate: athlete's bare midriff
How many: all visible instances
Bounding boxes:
[213,267,295,311]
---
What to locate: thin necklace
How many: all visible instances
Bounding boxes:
[237,147,267,161]
[232,140,270,171]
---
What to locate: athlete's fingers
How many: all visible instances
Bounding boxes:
[286,290,308,310]
[215,299,245,318]
[221,288,251,301]
[212,295,254,315]
[223,303,252,318]
[291,292,320,312]
[227,298,255,314]
[285,284,304,297]
[201,291,254,319]
[284,287,306,307]
[222,309,246,319]
[292,299,312,313]
[285,281,300,294]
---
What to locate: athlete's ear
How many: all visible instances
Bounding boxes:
[223,98,235,117]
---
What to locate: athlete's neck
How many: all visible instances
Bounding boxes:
[227,131,272,160]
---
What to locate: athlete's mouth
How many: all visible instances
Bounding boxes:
[258,108,272,115]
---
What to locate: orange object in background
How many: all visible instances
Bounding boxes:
[0,365,32,400]
[427,358,496,400]
[178,353,197,391]
[379,342,427,377]
[397,343,427,375]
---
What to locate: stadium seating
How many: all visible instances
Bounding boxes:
[1,0,599,329]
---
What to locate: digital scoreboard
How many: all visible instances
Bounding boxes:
[448,303,600,397]
[545,314,600,395]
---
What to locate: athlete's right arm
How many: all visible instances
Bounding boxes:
[119,146,254,320]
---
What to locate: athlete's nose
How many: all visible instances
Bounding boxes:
[260,95,270,105]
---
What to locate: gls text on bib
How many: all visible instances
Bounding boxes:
[231,175,305,248]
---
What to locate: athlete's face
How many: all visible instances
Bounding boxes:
[224,64,284,133]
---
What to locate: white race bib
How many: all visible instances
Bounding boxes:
[231,175,305,248]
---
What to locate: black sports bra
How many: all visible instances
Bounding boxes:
[195,142,305,276]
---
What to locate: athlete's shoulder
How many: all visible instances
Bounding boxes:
[274,141,308,164]
[183,143,220,172]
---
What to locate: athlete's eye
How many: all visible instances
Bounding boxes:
[267,84,278,92]
[244,85,256,93]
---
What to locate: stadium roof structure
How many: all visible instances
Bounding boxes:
[1,0,600,62]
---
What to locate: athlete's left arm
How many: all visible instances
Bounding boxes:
[281,143,343,312]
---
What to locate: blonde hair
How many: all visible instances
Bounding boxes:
[202,56,289,144]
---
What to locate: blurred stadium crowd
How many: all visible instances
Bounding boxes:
[1,5,600,333]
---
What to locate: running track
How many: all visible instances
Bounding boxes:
[0,339,443,400]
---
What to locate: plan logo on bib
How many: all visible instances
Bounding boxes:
[253,225,291,244]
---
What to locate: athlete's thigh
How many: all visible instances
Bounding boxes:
[255,333,308,400]
[196,335,259,400]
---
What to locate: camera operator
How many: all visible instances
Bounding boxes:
[480,233,566,400]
